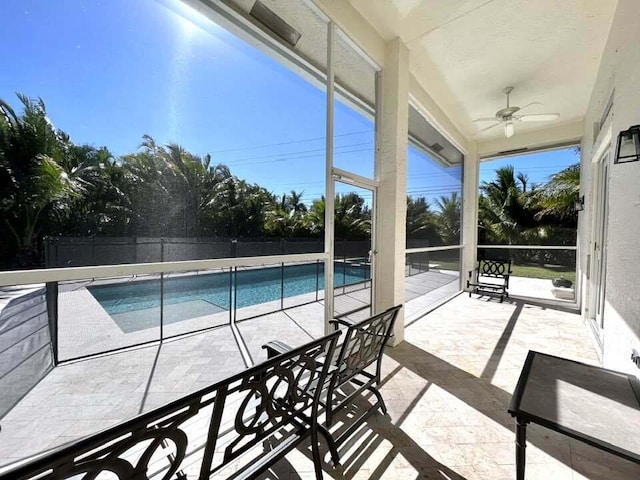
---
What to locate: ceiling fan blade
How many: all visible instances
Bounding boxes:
[518,113,560,122]
[478,122,502,133]
[517,101,542,113]
[472,117,499,122]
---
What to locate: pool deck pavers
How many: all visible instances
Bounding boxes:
[0,322,245,467]
[0,269,458,468]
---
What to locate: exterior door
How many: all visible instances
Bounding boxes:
[332,180,375,321]
[589,155,609,341]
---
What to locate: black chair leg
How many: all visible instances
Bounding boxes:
[368,385,387,416]
[317,424,341,467]
[325,404,334,428]
[310,427,324,479]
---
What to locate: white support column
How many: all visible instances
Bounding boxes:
[324,22,335,334]
[374,37,409,345]
[462,141,480,287]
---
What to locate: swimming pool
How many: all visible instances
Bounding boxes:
[88,262,370,331]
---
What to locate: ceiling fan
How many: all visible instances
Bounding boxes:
[473,87,560,138]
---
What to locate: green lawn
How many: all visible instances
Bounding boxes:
[416,260,576,284]
[508,264,575,283]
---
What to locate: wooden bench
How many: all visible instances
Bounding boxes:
[0,332,341,480]
[467,258,512,302]
[264,305,401,446]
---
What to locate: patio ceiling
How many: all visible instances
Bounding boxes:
[348,0,617,140]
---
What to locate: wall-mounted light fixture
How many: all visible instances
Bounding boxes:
[615,125,640,164]
[574,194,585,212]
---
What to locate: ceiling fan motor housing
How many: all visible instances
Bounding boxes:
[495,106,520,119]
[472,86,560,137]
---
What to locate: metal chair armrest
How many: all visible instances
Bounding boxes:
[262,340,294,359]
[329,318,355,328]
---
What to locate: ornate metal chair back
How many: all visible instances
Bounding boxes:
[333,305,400,388]
[1,331,341,480]
[479,258,512,278]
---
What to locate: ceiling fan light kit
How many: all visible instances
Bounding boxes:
[504,120,515,138]
[473,86,560,138]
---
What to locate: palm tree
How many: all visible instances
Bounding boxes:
[435,192,461,245]
[0,94,99,266]
[263,189,310,238]
[114,136,236,237]
[118,141,176,236]
[56,144,126,237]
[305,196,326,236]
[164,142,224,236]
[333,193,370,240]
[264,206,305,237]
[517,172,530,192]
[406,196,439,245]
[207,175,272,237]
[285,190,307,213]
[535,163,580,226]
[303,193,370,240]
[479,165,540,244]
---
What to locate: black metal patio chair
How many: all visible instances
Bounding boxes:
[263,304,401,446]
[0,331,341,480]
[467,258,512,302]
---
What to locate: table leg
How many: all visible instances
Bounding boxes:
[515,417,527,480]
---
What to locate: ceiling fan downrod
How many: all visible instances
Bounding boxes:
[503,86,514,108]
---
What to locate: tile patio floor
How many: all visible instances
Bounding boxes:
[270,296,640,480]
[2,280,637,478]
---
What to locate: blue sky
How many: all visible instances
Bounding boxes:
[0,0,577,209]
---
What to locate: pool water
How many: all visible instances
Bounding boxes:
[88,262,370,322]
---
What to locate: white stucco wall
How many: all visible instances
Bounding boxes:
[580,0,640,375]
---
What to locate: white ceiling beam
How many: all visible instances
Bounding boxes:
[313,0,469,154]
[478,120,583,159]
[312,0,386,67]
[409,75,469,154]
